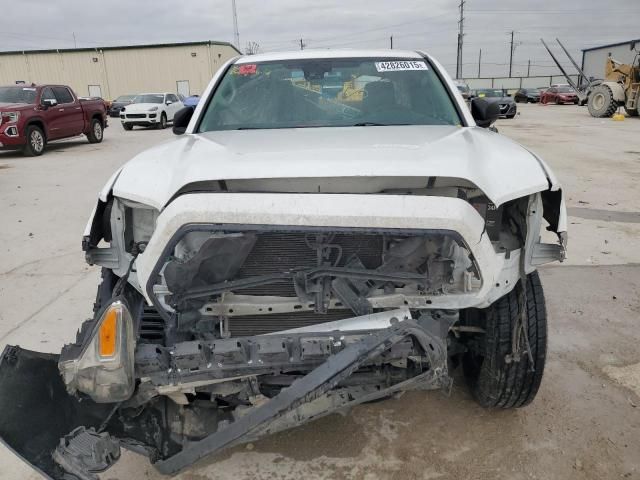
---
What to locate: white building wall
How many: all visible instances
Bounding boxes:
[582,41,639,80]
[0,41,240,100]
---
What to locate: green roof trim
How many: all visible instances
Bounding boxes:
[0,40,242,56]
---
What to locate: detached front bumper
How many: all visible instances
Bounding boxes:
[0,311,451,479]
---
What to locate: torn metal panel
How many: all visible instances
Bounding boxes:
[270,307,411,334]
[152,318,448,475]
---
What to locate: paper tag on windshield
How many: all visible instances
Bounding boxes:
[375,61,428,72]
[238,64,257,75]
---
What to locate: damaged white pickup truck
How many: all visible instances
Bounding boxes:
[0,50,567,479]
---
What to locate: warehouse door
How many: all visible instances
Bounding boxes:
[88,85,102,98]
[177,80,190,97]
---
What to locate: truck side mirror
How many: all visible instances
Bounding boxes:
[470,97,500,128]
[173,106,194,135]
[41,98,57,109]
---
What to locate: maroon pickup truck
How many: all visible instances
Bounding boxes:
[0,84,108,156]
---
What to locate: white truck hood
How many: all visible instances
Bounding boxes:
[112,125,554,210]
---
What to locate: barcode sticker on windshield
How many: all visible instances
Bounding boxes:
[375,61,428,72]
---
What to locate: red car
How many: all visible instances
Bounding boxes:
[0,84,107,156]
[540,86,579,105]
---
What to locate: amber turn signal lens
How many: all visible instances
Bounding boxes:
[98,307,118,358]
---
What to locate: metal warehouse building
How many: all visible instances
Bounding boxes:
[0,40,241,100]
[581,38,640,81]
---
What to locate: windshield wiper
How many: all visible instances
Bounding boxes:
[352,122,389,127]
[351,122,411,127]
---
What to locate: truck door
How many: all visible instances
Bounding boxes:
[40,87,65,140]
[52,86,85,137]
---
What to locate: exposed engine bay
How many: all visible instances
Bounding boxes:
[0,186,565,479]
[153,227,481,337]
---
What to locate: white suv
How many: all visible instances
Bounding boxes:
[0,50,567,478]
[120,92,183,130]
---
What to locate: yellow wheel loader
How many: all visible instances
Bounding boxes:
[587,48,640,117]
[542,38,640,118]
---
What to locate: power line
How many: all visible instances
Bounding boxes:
[467,8,640,14]
[258,12,453,48]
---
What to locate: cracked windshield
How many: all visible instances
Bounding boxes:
[198,58,461,130]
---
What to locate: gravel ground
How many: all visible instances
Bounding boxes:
[0,104,639,480]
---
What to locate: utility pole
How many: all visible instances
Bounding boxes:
[477,48,482,78]
[456,0,465,79]
[527,59,531,77]
[231,0,240,49]
[300,38,305,50]
[508,30,514,77]
[72,32,77,48]
[390,36,393,49]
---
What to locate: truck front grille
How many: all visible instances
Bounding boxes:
[236,232,384,296]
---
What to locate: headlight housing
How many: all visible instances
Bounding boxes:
[0,111,19,125]
[59,300,136,403]
[148,106,159,112]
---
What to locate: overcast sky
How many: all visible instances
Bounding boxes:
[1,0,639,77]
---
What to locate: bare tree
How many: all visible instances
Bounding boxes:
[245,41,261,55]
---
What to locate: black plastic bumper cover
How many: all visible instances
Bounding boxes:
[0,318,449,478]
[0,346,113,480]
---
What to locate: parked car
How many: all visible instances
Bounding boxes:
[514,88,542,103]
[0,50,567,478]
[109,94,136,117]
[472,88,517,118]
[183,94,201,108]
[0,84,107,156]
[453,79,470,99]
[120,92,183,130]
[540,86,579,104]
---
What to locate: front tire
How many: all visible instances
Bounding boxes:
[87,118,104,143]
[157,112,167,129]
[23,125,46,156]
[588,85,617,118]
[462,271,547,408]
[122,123,133,131]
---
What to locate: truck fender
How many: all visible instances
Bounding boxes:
[25,116,49,140]
[82,167,123,246]
[601,81,626,102]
